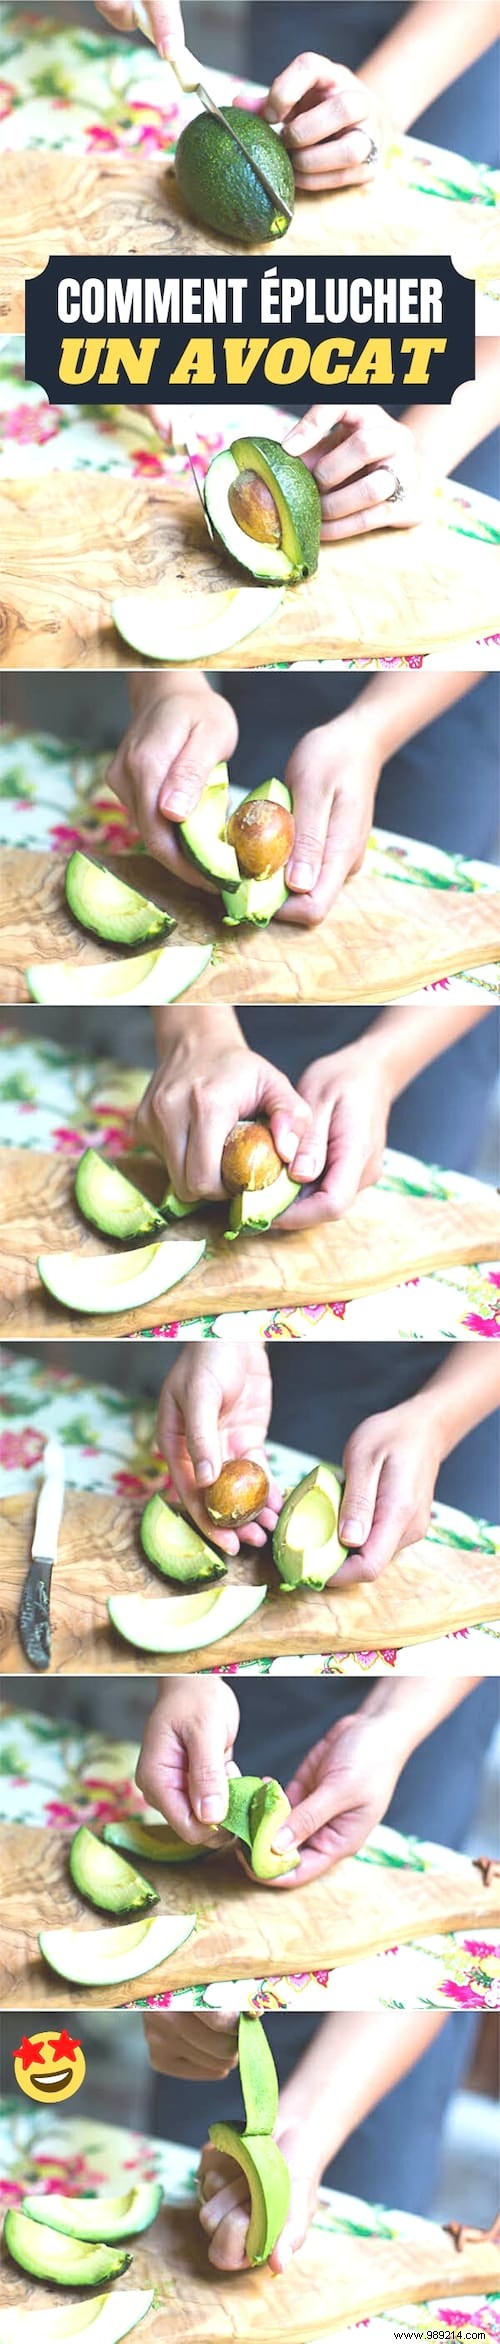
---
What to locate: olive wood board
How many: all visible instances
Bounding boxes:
[1,2193,500,2340]
[2,848,500,1006]
[1,1825,499,2009]
[0,1491,498,1674]
[2,1145,500,1338]
[1,146,494,330]
[1,475,499,673]
[1,1146,500,1339]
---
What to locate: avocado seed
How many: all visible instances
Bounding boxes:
[227,797,295,879]
[221,1120,283,1195]
[228,468,282,547]
[206,1456,269,1527]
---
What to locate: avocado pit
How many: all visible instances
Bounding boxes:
[227,797,295,879]
[221,1120,283,1195]
[228,468,282,547]
[206,1456,269,1526]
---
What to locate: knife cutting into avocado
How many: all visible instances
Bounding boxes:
[132,0,294,243]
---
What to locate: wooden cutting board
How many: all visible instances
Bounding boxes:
[2,848,500,1005]
[1,1490,499,1674]
[1,146,495,329]
[1,1825,499,2008]
[1,2193,500,2336]
[2,1147,500,1339]
[1,474,499,672]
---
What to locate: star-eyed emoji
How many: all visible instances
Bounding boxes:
[13,2029,86,2102]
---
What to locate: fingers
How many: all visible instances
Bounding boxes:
[340,1455,425,1584]
[291,128,376,181]
[284,751,333,900]
[184,1714,233,1827]
[257,1067,312,1168]
[282,88,369,153]
[144,2011,239,2079]
[265,53,363,126]
[339,1438,383,1554]
[158,707,239,821]
[284,404,345,459]
[180,1354,224,1492]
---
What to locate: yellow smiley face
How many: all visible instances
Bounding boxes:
[13,2030,86,2103]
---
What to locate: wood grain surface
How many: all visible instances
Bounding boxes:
[1,147,496,329]
[1,2196,499,2335]
[1,1490,498,1674]
[2,847,500,1005]
[2,1146,500,1338]
[1,474,499,671]
[1,1826,499,2008]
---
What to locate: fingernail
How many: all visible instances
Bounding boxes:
[195,1459,214,1487]
[200,1795,227,1823]
[278,1127,299,1157]
[293,1155,318,1181]
[288,861,313,891]
[273,1824,294,1851]
[341,1517,366,1546]
[159,788,191,817]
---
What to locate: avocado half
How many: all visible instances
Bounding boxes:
[204,436,321,585]
[65,852,175,948]
[273,1462,348,1589]
[181,771,293,927]
[175,106,295,246]
[140,1491,227,1585]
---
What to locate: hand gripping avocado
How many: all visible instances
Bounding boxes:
[181,771,294,928]
[175,107,295,246]
[204,436,321,584]
[222,1119,300,1236]
[209,2014,290,2265]
[140,1491,227,1585]
[225,1774,299,1880]
[273,1462,348,1589]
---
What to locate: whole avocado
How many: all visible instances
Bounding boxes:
[175,106,295,244]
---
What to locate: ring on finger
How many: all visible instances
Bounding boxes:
[386,470,406,504]
[363,134,379,165]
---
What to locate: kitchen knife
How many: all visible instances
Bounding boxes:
[18,1437,65,1672]
[133,2,293,223]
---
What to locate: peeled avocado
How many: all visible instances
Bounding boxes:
[107,1581,267,1654]
[65,853,175,948]
[38,1912,196,1988]
[4,2209,130,2288]
[140,1492,227,1585]
[209,2014,290,2265]
[204,436,321,584]
[0,2293,155,2343]
[180,763,239,889]
[69,1825,159,1915]
[25,943,212,1009]
[226,1164,299,1236]
[273,1462,348,1589]
[20,2183,162,2244]
[175,106,295,245]
[37,1237,205,1316]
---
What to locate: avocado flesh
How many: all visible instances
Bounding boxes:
[175,106,295,245]
[37,1237,205,1316]
[273,1463,347,1589]
[107,1581,267,1654]
[205,435,321,585]
[4,2210,130,2288]
[69,1825,159,1915]
[75,1150,168,1243]
[0,2296,155,2343]
[238,2012,279,2135]
[20,2184,162,2245]
[224,1775,299,1879]
[221,780,292,927]
[25,943,211,1010]
[65,852,175,948]
[140,1492,227,1585]
[208,2127,290,2264]
[180,763,239,889]
[226,1165,299,1235]
[205,451,292,584]
[38,1912,196,1987]
[103,1818,200,1863]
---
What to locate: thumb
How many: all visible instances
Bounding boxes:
[183,1361,223,1490]
[273,1778,340,1854]
[291,1087,334,1188]
[322,1093,368,1218]
[185,1717,233,1828]
[285,775,333,898]
[284,405,344,461]
[339,1443,381,1552]
[258,1069,313,1168]
[158,719,220,822]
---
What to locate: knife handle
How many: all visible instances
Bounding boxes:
[32,1473,64,1559]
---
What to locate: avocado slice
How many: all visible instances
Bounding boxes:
[103,1818,200,1863]
[209,2012,289,2263]
[221,780,292,927]
[65,852,175,948]
[38,1912,196,1988]
[37,1236,206,1316]
[141,1492,227,1585]
[238,2012,279,2136]
[112,584,285,664]
[108,1581,267,1653]
[0,2293,155,2343]
[69,1825,159,1916]
[25,942,212,1009]
[180,763,239,890]
[273,1462,348,1589]
[226,1164,299,1236]
[175,106,295,245]
[21,2184,162,2245]
[225,1775,299,1879]
[75,1150,168,1243]
[204,436,321,585]
[4,2209,130,2288]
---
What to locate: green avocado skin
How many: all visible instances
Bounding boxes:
[175,107,295,243]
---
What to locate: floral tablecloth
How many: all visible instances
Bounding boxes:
[1,1025,500,1339]
[2,723,500,1003]
[1,2112,496,2344]
[1,1343,499,1677]
[0,1705,499,2013]
[1,334,500,673]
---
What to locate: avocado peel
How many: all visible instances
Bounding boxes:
[225,1775,299,1879]
[175,106,295,247]
[204,436,320,585]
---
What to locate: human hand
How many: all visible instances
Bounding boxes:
[136,1677,240,1841]
[157,1342,281,1555]
[264,53,380,190]
[94,0,183,53]
[285,405,423,539]
[336,1398,443,1584]
[144,2010,239,2081]
[280,705,381,920]
[278,1035,392,1230]
[198,2118,320,2272]
[264,1708,405,1887]
[135,1034,312,1202]
[107,677,238,877]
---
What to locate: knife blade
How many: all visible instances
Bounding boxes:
[132,3,293,223]
[18,1437,65,1672]
[184,438,215,540]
